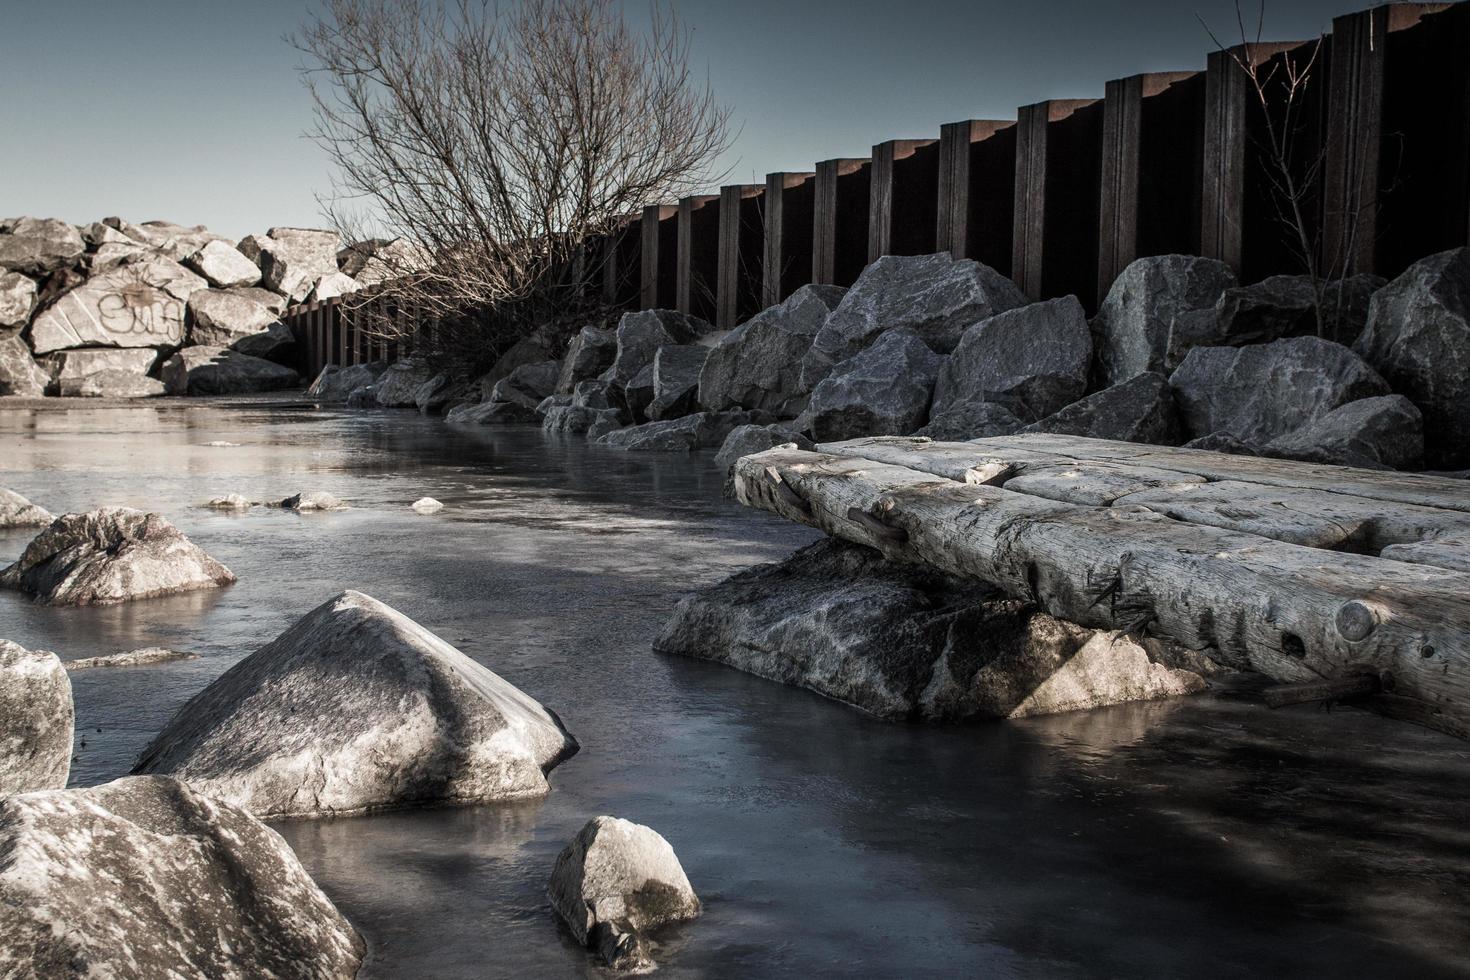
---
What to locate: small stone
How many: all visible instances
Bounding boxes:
[206,494,254,510]
[411,497,444,513]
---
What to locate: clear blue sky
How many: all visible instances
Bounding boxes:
[1,0,1356,239]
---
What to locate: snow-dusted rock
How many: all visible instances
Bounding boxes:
[549,816,701,971]
[1092,254,1236,384]
[133,590,579,817]
[802,327,945,441]
[0,508,236,606]
[0,775,364,978]
[161,346,300,396]
[65,647,199,670]
[185,240,261,289]
[0,336,48,397]
[278,491,346,511]
[699,283,846,413]
[0,271,37,327]
[0,489,52,528]
[28,257,207,353]
[0,640,72,794]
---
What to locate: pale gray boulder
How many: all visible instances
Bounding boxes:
[0,776,364,979]
[87,240,152,272]
[306,271,359,303]
[184,239,261,289]
[28,257,207,353]
[549,816,701,972]
[799,252,1026,390]
[373,359,435,407]
[278,491,347,511]
[306,362,385,403]
[699,283,846,412]
[0,640,72,794]
[342,237,428,286]
[58,369,166,399]
[655,538,1210,721]
[206,494,255,510]
[1353,247,1470,468]
[1170,336,1390,444]
[161,346,300,396]
[0,489,52,528]
[50,347,156,381]
[250,228,342,303]
[186,287,282,348]
[490,359,563,410]
[802,327,946,441]
[1023,372,1181,445]
[1092,253,1236,385]
[915,401,1024,441]
[556,325,618,394]
[596,410,770,451]
[103,218,226,261]
[601,310,717,387]
[78,221,134,247]
[0,336,49,397]
[133,590,578,817]
[1263,394,1424,470]
[0,271,36,327]
[0,218,85,275]
[930,295,1092,423]
[647,344,708,421]
[0,508,236,606]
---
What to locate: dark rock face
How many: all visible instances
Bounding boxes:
[1353,247,1470,468]
[655,539,1208,721]
[1263,394,1424,470]
[133,590,578,818]
[1213,274,1319,342]
[0,507,236,606]
[447,400,539,424]
[161,346,300,396]
[647,344,709,421]
[931,296,1092,423]
[799,253,1025,390]
[490,359,562,410]
[0,640,72,794]
[0,775,364,978]
[595,410,770,451]
[556,325,617,394]
[306,362,386,403]
[714,424,815,496]
[624,363,656,421]
[1170,336,1390,444]
[1024,372,1181,445]
[699,283,846,413]
[601,310,716,387]
[373,359,436,407]
[915,401,1024,441]
[0,336,49,397]
[802,327,946,441]
[1092,253,1237,384]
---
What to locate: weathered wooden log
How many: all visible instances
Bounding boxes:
[1263,672,1384,708]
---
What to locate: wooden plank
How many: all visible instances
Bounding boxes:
[603,213,641,309]
[937,120,1014,269]
[813,158,871,287]
[868,138,939,262]
[1012,99,1104,308]
[734,444,1470,738]
[640,204,677,310]
[676,194,720,321]
[717,184,764,328]
[763,171,816,307]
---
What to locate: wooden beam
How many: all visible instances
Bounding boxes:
[602,213,641,309]
[763,171,816,307]
[640,205,677,310]
[937,120,1014,267]
[1012,99,1104,307]
[717,184,764,328]
[676,195,720,321]
[868,138,939,262]
[813,158,871,287]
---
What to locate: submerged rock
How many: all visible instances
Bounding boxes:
[0,775,364,978]
[0,508,236,606]
[278,491,347,511]
[450,400,539,424]
[133,590,578,817]
[549,816,701,972]
[0,488,52,528]
[0,640,72,794]
[411,497,444,513]
[596,410,770,452]
[65,647,199,670]
[206,494,254,510]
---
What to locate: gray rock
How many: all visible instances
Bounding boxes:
[0,775,364,978]
[341,237,428,286]
[184,240,261,289]
[1319,273,1386,345]
[186,287,282,348]
[1023,372,1181,445]
[249,228,342,303]
[1263,394,1423,470]
[1170,336,1390,444]
[655,538,1209,721]
[206,494,255,510]
[596,410,771,452]
[647,344,709,421]
[715,424,815,497]
[699,284,846,412]
[65,647,199,670]
[0,507,236,606]
[802,327,946,441]
[585,414,624,441]
[0,218,85,275]
[133,590,578,817]
[915,401,1024,441]
[306,362,386,403]
[1092,254,1236,384]
[543,404,621,434]
[413,374,452,415]
[161,346,300,396]
[624,362,656,422]
[28,257,207,353]
[448,400,539,424]
[104,219,226,261]
[1182,432,1261,456]
[490,359,563,410]
[0,335,49,397]
[58,369,166,399]
[410,497,443,514]
[306,271,359,303]
[556,326,617,394]
[601,310,717,387]
[87,240,153,273]
[346,385,378,408]
[1353,247,1470,468]
[0,488,53,528]
[0,640,72,793]
[78,221,134,247]
[373,359,435,407]
[0,271,37,327]
[279,491,347,511]
[799,253,1026,389]
[548,816,701,972]
[50,347,156,380]
[931,296,1092,423]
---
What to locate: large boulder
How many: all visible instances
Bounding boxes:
[0,507,236,606]
[50,347,155,381]
[58,369,166,399]
[1023,372,1181,445]
[646,344,708,421]
[0,775,364,978]
[655,539,1210,721]
[0,640,72,794]
[0,218,85,275]
[601,310,717,387]
[184,240,261,289]
[801,327,945,441]
[915,401,1024,441]
[249,228,342,302]
[88,240,153,273]
[1170,336,1390,444]
[548,816,701,971]
[555,325,618,394]
[28,257,207,354]
[714,424,814,496]
[799,253,1025,390]
[1091,254,1236,385]
[306,362,386,403]
[1353,247,1470,468]
[0,489,52,528]
[103,218,225,261]
[448,399,540,424]
[373,359,436,407]
[161,346,300,396]
[699,283,846,413]
[930,295,1092,423]
[307,272,360,303]
[186,287,283,348]
[1263,394,1423,470]
[0,336,49,397]
[133,590,578,817]
[596,410,769,452]
[0,271,37,327]
[490,359,562,410]
[340,237,427,286]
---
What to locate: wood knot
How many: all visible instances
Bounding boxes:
[1335,600,1378,642]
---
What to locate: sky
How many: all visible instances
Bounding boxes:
[0,0,1358,240]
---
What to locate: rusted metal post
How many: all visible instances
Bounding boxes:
[763,171,815,307]
[717,184,765,328]
[1013,98,1104,307]
[640,204,677,310]
[937,120,1015,272]
[676,194,720,321]
[869,138,939,262]
[813,158,871,287]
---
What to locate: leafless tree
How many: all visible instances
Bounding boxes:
[296,0,733,373]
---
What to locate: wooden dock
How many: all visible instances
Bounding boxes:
[734,434,1470,737]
